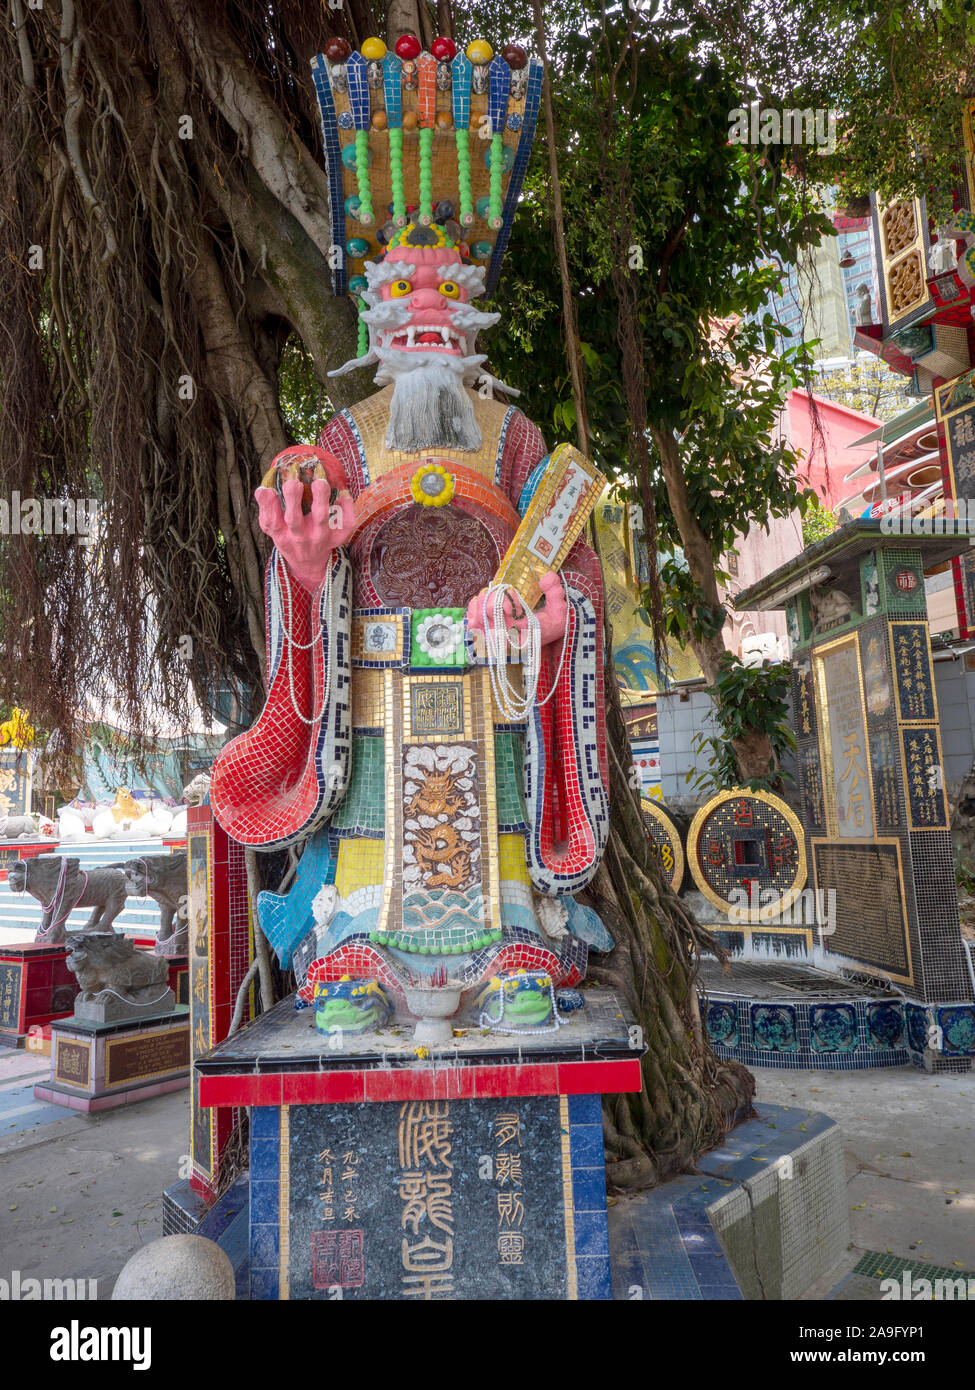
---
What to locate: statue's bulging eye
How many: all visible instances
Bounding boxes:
[389,280,413,298]
[438,281,461,299]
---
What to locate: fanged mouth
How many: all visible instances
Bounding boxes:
[383,324,466,355]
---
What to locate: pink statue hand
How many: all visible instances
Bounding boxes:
[255,478,356,592]
[466,571,568,649]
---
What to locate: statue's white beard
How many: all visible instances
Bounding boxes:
[379,351,482,453]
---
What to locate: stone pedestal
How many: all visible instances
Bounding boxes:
[0,941,78,1047]
[34,1004,190,1112]
[73,986,175,1024]
[192,989,643,1301]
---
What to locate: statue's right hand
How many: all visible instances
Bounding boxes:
[255,479,356,593]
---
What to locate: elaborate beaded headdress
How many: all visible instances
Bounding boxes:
[310,34,543,306]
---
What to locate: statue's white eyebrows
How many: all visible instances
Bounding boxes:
[436,263,486,294]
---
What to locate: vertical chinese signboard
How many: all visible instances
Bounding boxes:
[187,805,252,1201]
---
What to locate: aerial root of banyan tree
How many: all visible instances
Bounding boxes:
[582,661,755,1192]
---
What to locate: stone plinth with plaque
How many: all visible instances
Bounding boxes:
[33,1004,190,1113]
[196,991,642,1301]
[735,520,975,1072]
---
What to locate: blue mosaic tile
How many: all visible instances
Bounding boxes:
[938,1005,975,1054]
[249,1266,279,1302]
[571,1167,606,1213]
[249,1137,279,1180]
[906,1003,930,1052]
[698,1282,744,1301]
[810,1002,859,1054]
[611,1248,649,1296]
[569,1124,605,1168]
[573,1209,610,1258]
[250,1107,280,1140]
[567,1092,601,1126]
[706,1000,739,1047]
[249,1180,278,1225]
[576,1256,613,1301]
[250,1223,280,1269]
[867,1001,906,1048]
[751,1002,799,1052]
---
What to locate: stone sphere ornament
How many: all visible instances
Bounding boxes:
[502,43,528,69]
[431,36,457,60]
[324,37,350,63]
[112,1235,235,1301]
[394,33,422,60]
[361,36,387,60]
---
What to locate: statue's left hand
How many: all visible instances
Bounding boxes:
[255,479,356,593]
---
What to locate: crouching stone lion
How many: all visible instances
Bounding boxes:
[66,932,174,1023]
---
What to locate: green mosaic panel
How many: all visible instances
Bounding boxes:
[330,735,385,833]
[881,549,926,614]
[494,731,527,827]
[410,607,467,668]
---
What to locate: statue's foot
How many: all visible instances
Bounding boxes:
[476,970,556,1032]
[313,977,393,1035]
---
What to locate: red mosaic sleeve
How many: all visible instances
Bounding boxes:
[499,407,548,507]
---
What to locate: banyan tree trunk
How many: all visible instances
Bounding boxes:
[581,648,755,1191]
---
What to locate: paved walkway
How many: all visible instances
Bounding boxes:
[0,1049,188,1299]
[754,1066,975,1298]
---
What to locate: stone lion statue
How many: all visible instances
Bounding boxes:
[118,853,187,951]
[181,772,211,807]
[8,856,126,943]
[66,932,170,1005]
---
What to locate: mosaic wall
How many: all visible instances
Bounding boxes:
[789,546,973,1006]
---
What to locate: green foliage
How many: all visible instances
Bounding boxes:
[278,333,333,446]
[687,654,797,794]
[801,493,839,547]
[487,18,828,660]
[688,0,974,226]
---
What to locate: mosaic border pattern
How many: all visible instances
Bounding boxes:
[700,992,975,1070]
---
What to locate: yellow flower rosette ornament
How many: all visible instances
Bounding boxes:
[410,463,454,507]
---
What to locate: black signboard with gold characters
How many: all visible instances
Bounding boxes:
[899,726,949,830]
[687,789,807,922]
[640,798,686,893]
[888,622,936,723]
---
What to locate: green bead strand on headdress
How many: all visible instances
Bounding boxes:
[455,130,473,227]
[418,126,434,222]
[354,130,374,225]
[388,127,407,226]
[488,130,504,229]
[355,296,369,357]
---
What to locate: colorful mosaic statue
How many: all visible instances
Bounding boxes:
[210,35,613,1032]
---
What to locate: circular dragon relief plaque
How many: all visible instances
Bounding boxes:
[687,788,807,923]
[640,797,686,893]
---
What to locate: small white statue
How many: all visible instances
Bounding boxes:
[741,631,784,667]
